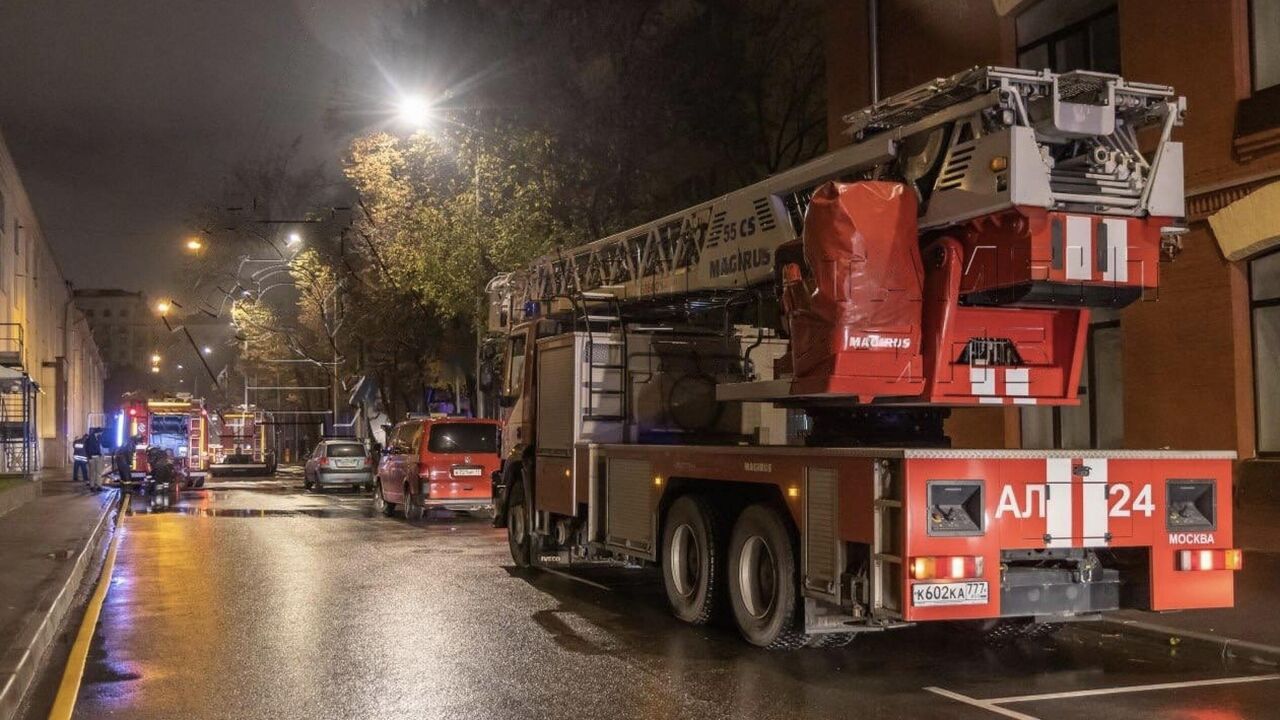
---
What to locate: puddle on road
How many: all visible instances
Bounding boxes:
[127,505,377,519]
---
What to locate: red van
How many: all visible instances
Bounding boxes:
[373,417,500,519]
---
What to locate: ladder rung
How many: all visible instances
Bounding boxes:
[580,292,617,300]
[583,315,619,322]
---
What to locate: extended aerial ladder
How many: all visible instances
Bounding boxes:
[485,68,1235,649]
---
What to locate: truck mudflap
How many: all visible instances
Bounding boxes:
[897,450,1238,623]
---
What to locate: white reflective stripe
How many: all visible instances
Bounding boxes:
[1004,368,1030,396]
[1101,218,1129,282]
[970,366,996,395]
[1013,398,1037,405]
[978,397,1004,404]
[1045,458,1074,548]
[1065,215,1093,280]
[1082,458,1109,547]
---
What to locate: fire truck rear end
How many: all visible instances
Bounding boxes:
[485,67,1238,648]
[116,395,211,488]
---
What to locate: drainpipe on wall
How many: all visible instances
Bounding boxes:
[868,0,880,104]
[56,283,75,468]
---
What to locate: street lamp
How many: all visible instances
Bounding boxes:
[150,353,162,364]
[155,300,171,315]
[150,366,160,374]
[202,346,213,355]
[185,237,204,252]
[287,232,302,247]
[396,93,434,129]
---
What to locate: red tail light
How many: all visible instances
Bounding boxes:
[319,457,329,467]
[910,555,984,580]
[1176,549,1242,571]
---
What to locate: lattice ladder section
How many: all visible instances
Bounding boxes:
[579,292,626,425]
[189,414,205,470]
[871,459,905,619]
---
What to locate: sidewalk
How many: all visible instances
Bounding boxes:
[1108,499,1280,654]
[0,472,119,720]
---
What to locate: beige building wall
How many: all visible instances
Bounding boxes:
[0,128,105,470]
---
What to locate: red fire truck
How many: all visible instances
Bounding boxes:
[116,395,210,488]
[484,68,1238,648]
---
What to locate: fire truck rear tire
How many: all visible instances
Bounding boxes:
[727,504,807,650]
[507,482,532,568]
[661,495,723,625]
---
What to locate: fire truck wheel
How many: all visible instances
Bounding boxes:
[507,482,532,568]
[727,504,807,650]
[403,486,425,520]
[661,495,723,625]
[374,481,396,517]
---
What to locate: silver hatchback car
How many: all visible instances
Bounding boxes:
[304,439,374,492]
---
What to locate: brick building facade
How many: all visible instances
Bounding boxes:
[824,0,1280,487]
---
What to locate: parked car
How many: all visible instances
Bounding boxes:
[374,417,500,519]
[304,439,374,492]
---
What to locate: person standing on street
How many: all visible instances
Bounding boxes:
[72,433,89,484]
[85,428,104,491]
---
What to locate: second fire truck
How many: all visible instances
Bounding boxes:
[485,67,1238,648]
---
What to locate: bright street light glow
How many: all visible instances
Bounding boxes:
[150,353,162,364]
[287,232,302,246]
[185,237,204,251]
[396,94,434,128]
[202,346,213,355]
[156,300,171,315]
[177,364,184,370]
[150,366,160,374]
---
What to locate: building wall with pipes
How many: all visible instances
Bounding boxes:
[824,0,1280,487]
[0,128,106,471]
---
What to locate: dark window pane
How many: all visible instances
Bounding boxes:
[325,443,365,457]
[1255,0,1280,91]
[1253,305,1280,453]
[427,423,499,454]
[1055,31,1089,71]
[1252,249,1280,301]
[1089,11,1120,73]
[1019,43,1051,71]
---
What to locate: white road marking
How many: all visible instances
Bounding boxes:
[923,687,1041,720]
[539,566,612,591]
[984,673,1280,703]
[1105,618,1280,658]
[929,674,1280,718]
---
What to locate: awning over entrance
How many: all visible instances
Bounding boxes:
[1209,180,1280,261]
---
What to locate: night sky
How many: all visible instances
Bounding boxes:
[0,0,407,295]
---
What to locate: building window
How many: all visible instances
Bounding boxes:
[1021,310,1123,449]
[1016,2,1120,74]
[1254,0,1280,92]
[1251,248,1280,455]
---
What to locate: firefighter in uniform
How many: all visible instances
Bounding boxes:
[85,428,104,491]
[72,433,90,483]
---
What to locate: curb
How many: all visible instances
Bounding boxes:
[0,491,120,720]
[0,481,40,520]
[1101,618,1280,663]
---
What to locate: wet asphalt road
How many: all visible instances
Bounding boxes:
[65,474,1280,720]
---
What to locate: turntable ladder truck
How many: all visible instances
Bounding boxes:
[486,67,1238,648]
